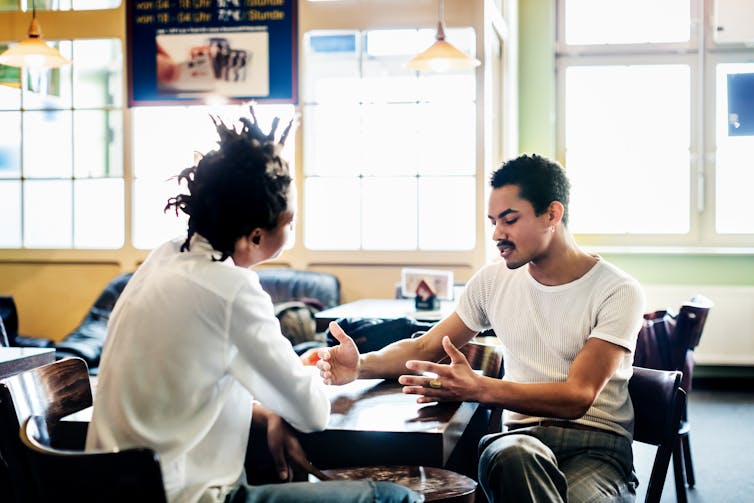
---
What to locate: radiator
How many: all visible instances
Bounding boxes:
[643,285,754,366]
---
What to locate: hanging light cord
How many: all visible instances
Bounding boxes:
[436,0,446,41]
[29,0,41,39]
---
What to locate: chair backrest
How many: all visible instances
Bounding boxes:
[629,366,685,503]
[0,315,9,347]
[439,339,504,379]
[0,357,92,502]
[634,295,713,392]
[257,268,341,309]
[673,295,713,364]
[20,415,167,503]
[0,296,19,345]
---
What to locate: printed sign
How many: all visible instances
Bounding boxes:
[127,0,297,106]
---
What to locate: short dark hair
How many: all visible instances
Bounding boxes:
[164,106,294,261]
[490,154,570,226]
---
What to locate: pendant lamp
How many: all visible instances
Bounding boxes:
[0,2,71,69]
[406,0,480,72]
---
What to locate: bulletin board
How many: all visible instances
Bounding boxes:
[126,0,298,106]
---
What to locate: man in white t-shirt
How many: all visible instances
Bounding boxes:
[318,154,645,502]
[87,107,421,503]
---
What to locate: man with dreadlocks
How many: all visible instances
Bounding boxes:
[86,106,421,503]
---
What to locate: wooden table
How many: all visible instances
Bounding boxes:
[60,378,487,479]
[0,346,56,380]
[298,378,483,471]
[315,298,457,332]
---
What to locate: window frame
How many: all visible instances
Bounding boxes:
[555,0,754,251]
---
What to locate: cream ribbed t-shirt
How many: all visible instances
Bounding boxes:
[456,258,645,438]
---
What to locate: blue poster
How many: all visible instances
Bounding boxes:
[127,0,297,106]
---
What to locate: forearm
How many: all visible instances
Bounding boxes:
[251,402,278,429]
[479,338,627,420]
[358,313,477,379]
[479,379,597,419]
[359,337,438,379]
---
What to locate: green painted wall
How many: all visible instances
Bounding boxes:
[518,0,556,158]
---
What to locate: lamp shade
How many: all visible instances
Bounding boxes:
[0,17,71,69]
[406,37,481,72]
[405,17,480,73]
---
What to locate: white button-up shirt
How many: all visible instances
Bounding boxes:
[86,234,330,503]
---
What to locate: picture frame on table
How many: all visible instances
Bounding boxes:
[400,268,454,301]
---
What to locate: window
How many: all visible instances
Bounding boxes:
[0,38,124,249]
[302,28,478,251]
[557,0,754,247]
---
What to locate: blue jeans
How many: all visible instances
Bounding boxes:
[478,426,637,502]
[226,480,424,503]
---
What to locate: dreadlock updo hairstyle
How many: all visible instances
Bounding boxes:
[164,105,294,262]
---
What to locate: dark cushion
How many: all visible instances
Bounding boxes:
[257,269,340,309]
[54,272,134,371]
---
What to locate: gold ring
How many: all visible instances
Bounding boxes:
[428,379,442,389]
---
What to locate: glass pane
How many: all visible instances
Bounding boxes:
[366,29,431,57]
[564,0,690,45]
[132,178,188,250]
[72,0,121,9]
[565,64,690,234]
[302,104,362,176]
[303,31,360,104]
[23,110,73,178]
[5,0,122,10]
[418,177,475,250]
[73,39,122,108]
[361,103,419,176]
[24,179,72,248]
[21,41,73,109]
[0,111,21,178]
[715,62,754,234]
[74,109,123,178]
[132,107,207,180]
[74,178,123,248]
[362,177,417,250]
[303,177,361,250]
[418,102,475,176]
[419,74,476,103]
[0,180,21,247]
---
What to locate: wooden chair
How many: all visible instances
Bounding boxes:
[0,316,9,347]
[634,295,713,501]
[20,415,167,503]
[630,366,686,503]
[0,357,93,502]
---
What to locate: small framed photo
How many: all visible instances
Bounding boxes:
[400,268,454,300]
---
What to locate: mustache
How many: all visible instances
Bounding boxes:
[497,240,514,248]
